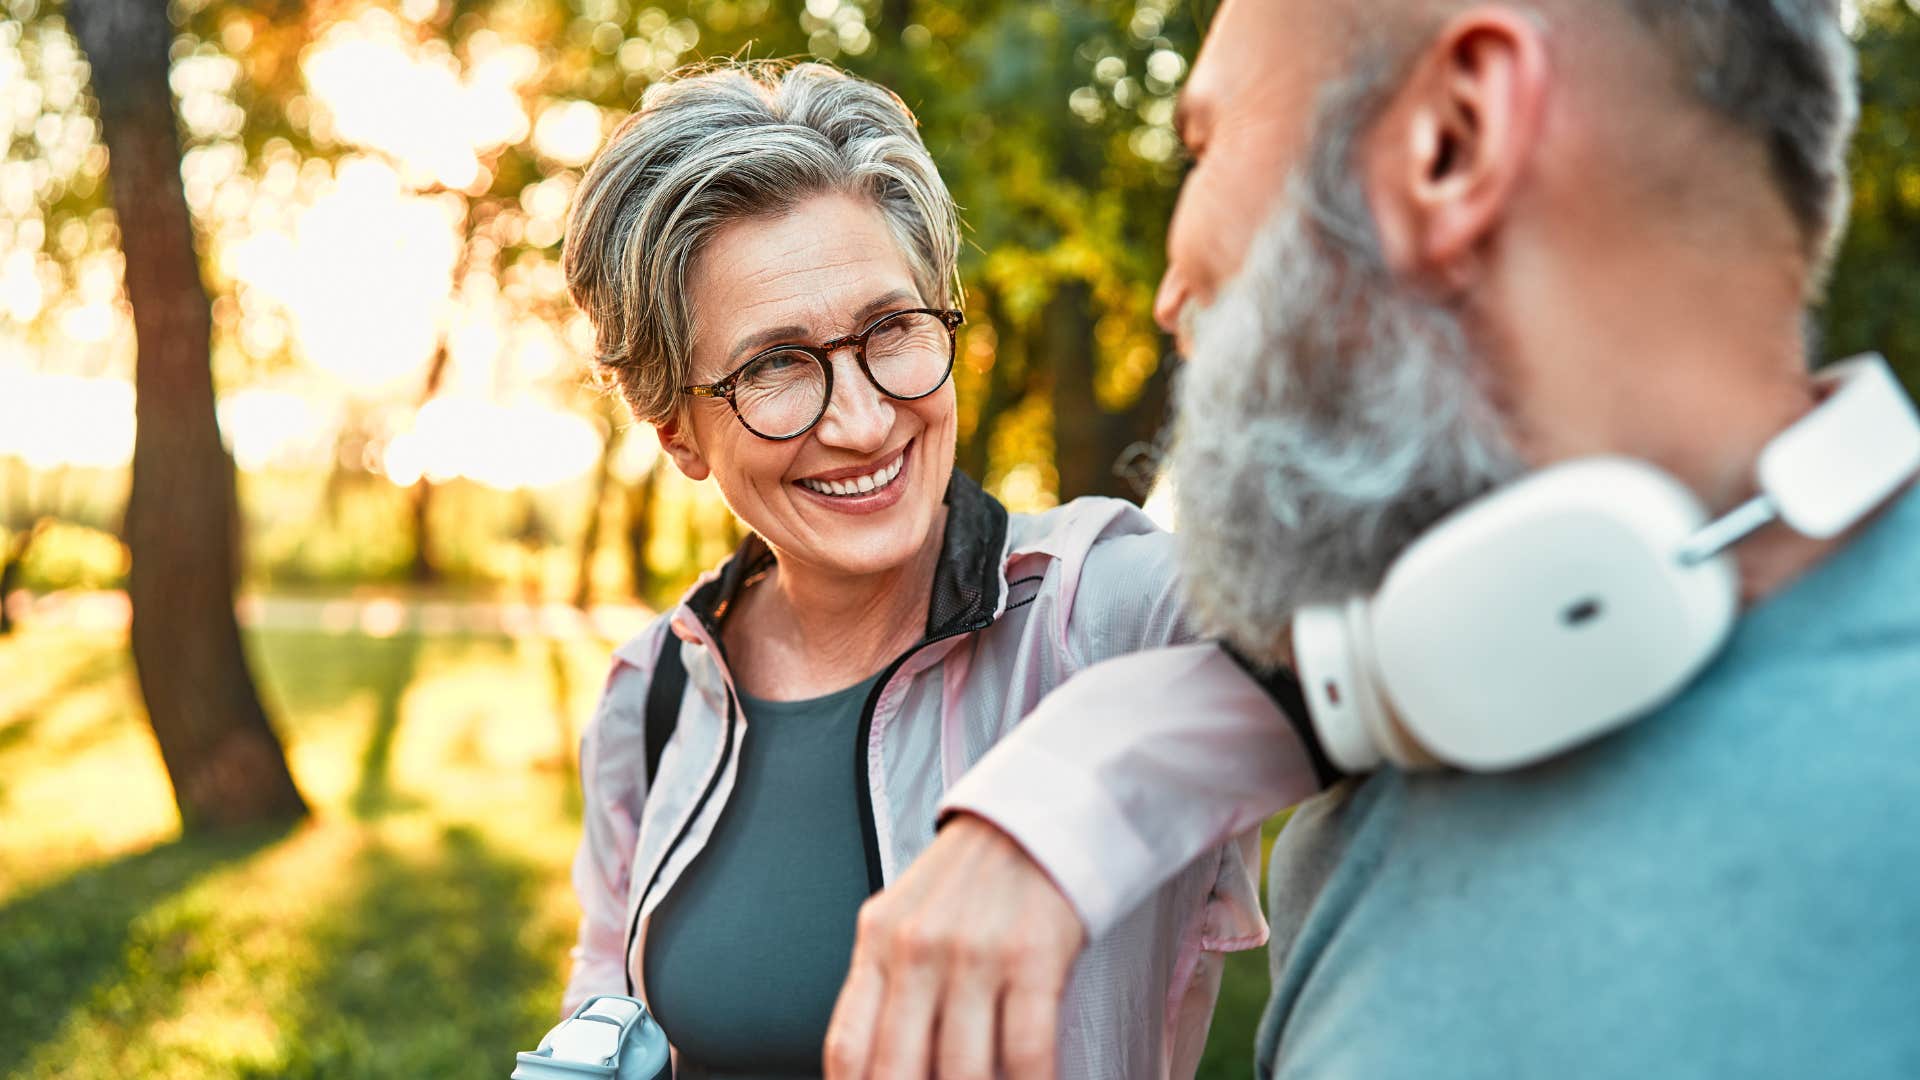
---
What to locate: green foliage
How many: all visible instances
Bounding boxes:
[9,520,127,591]
[1824,0,1920,396]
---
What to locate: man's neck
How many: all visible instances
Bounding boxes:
[1492,222,1852,606]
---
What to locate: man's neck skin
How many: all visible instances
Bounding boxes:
[722,505,946,700]
[1474,148,1846,607]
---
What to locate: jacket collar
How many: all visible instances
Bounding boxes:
[682,467,1010,642]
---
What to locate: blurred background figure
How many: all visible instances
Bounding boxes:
[0,0,1917,1076]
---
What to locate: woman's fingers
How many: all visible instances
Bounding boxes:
[826,816,1086,1078]
[1000,964,1069,1080]
[932,956,1000,1080]
[866,908,946,1077]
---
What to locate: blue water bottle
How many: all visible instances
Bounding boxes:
[512,995,671,1080]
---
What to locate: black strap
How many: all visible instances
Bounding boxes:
[622,629,693,1002]
[644,631,687,789]
[1221,644,1345,791]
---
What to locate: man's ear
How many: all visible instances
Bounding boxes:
[656,417,710,481]
[1365,7,1549,291]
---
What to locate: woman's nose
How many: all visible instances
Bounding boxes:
[812,349,894,452]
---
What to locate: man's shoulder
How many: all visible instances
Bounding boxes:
[1260,486,1920,1077]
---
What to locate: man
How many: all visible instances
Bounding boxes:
[826,0,1920,1076]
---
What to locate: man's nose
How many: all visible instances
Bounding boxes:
[1154,269,1189,339]
[812,349,893,453]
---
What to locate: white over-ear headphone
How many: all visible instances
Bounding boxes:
[1292,354,1920,775]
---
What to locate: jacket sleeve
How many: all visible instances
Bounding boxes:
[1057,527,1197,664]
[939,641,1326,942]
[562,633,663,1015]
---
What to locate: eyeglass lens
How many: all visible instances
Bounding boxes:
[732,310,953,438]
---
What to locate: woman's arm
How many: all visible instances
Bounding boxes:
[827,644,1319,1080]
[942,641,1321,938]
[824,523,1322,1078]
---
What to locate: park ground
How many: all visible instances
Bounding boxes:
[0,601,1275,1079]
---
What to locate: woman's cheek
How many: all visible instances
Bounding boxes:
[922,387,959,465]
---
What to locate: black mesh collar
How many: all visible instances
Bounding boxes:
[683,467,1010,642]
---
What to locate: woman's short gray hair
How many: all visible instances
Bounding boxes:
[564,61,962,423]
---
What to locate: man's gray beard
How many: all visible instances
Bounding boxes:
[1170,190,1524,668]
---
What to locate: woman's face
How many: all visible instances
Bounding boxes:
[665,192,959,581]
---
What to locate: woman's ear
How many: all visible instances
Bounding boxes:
[1364,7,1550,292]
[656,417,710,481]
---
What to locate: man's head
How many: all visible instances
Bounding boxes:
[1164,0,1859,665]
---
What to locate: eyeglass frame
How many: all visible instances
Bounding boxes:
[681,307,966,441]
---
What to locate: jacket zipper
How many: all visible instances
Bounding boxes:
[628,601,997,989]
[623,619,738,998]
[853,616,993,893]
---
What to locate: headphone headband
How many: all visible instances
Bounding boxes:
[1294,354,1920,776]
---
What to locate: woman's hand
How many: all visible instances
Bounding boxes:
[823,813,1086,1080]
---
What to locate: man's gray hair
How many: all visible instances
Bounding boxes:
[1614,0,1858,269]
[1355,0,1858,273]
[564,61,962,423]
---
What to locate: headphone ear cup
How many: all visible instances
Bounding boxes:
[1294,599,1445,773]
[1294,600,1388,775]
[1369,459,1738,770]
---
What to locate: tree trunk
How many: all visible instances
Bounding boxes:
[1047,281,1108,501]
[626,464,658,603]
[1047,282,1174,504]
[1105,345,1175,502]
[408,346,451,584]
[0,518,52,636]
[572,419,619,611]
[69,0,307,830]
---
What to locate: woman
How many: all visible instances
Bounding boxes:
[559,61,1261,1078]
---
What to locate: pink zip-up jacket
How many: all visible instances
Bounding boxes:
[941,642,1326,946]
[566,471,1267,1078]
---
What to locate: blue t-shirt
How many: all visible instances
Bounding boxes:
[1257,486,1920,1078]
[645,673,883,1078]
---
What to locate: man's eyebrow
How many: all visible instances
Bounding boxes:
[725,287,922,363]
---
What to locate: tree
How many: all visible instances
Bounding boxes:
[0,518,52,635]
[67,0,307,830]
[1825,0,1920,397]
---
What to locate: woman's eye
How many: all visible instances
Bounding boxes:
[742,350,810,385]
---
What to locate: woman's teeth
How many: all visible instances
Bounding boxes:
[800,453,904,497]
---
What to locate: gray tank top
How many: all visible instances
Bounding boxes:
[643,672,883,1078]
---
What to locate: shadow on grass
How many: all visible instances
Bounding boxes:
[0,645,131,756]
[0,699,131,816]
[350,633,426,820]
[239,823,557,1078]
[247,630,471,743]
[0,823,292,1065]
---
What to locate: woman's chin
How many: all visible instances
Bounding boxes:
[802,513,935,579]
[778,496,940,581]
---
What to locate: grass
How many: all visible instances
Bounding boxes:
[0,619,1273,1078]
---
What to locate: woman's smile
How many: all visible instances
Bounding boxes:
[671,191,958,580]
[792,440,913,514]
